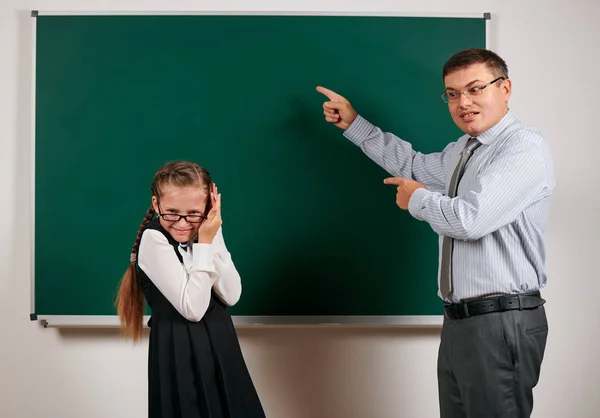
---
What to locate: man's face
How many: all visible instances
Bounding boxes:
[444,63,511,137]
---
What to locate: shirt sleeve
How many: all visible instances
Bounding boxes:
[408,134,553,240]
[343,114,458,194]
[138,229,217,322]
[210,227,242,306]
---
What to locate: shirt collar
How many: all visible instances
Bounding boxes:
[476,109,516,145]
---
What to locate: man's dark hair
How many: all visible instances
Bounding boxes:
[442,48,508,79]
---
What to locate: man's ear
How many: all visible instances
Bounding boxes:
[502,78,512,100]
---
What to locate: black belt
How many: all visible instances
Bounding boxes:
[444,291,545,320]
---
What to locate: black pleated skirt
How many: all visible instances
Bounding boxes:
[147,296,265,418]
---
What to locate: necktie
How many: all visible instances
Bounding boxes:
[439,137,481,300]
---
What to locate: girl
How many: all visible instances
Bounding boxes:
[116,161,265,418]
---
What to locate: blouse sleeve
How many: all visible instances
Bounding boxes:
[210,227,242,306]
[138,229,217,322]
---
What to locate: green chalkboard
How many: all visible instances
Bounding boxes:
[33,14,486,322]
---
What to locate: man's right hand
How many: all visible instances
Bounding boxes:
[316,86,358,130]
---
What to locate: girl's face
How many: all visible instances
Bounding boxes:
[152,184,208,243]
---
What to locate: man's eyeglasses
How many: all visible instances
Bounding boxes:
[441,77,505,103]
[157,206,206,224]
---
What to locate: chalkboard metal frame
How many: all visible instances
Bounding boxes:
[40,315,445,327]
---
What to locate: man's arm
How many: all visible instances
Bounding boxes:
[317,86,455,194]
[408,135,553,240]
[344,115,457,194]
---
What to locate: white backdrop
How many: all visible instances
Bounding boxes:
[1,1,599,417]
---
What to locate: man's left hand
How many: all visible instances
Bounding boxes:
[383,177,427,210]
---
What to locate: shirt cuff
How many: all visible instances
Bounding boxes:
[343,114,373,146]
[408,187,428,220]
[192,243,216,272]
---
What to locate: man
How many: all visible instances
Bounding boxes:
[317,48,554,418]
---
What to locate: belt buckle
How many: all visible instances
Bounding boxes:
[444,304,455,319]
[444,304,460,320]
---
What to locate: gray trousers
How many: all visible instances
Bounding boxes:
[438,306,548,418]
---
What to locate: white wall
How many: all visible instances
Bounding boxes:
[1,1,599,417]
